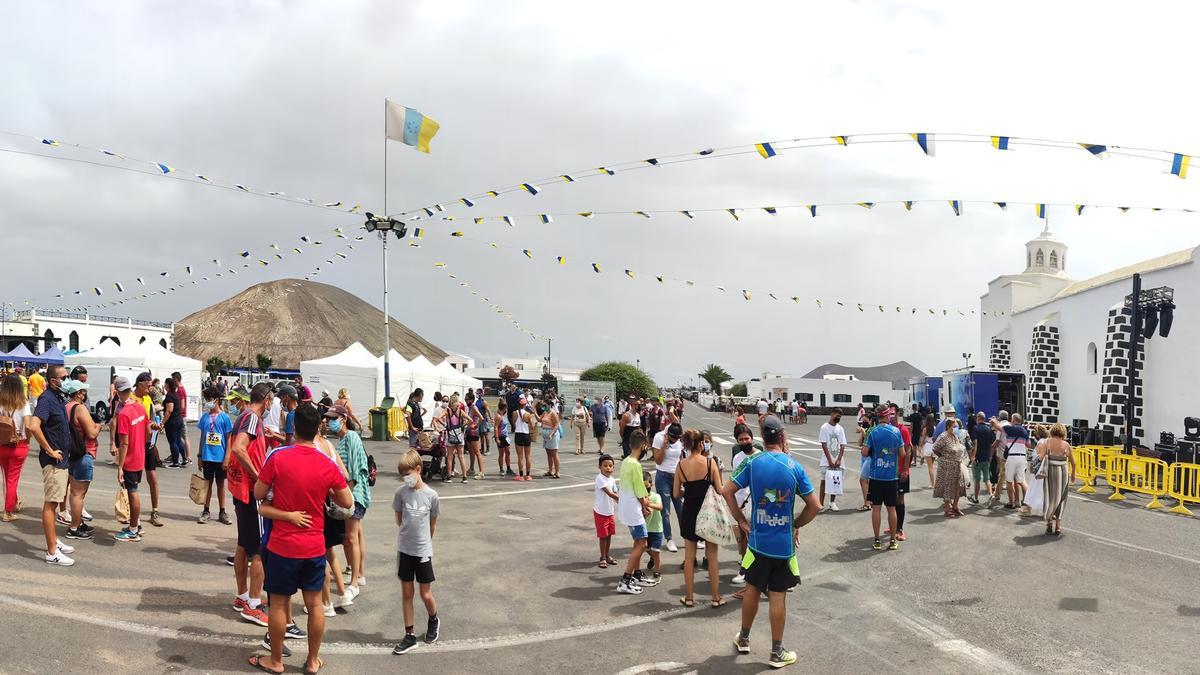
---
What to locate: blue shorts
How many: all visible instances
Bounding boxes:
[69,454,94,482]
[646,531,663,551]
[263,552,327,596]
[860,456,872,477]
[352,502,367,520]
[628,524,648,541]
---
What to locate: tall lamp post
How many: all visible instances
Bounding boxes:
[1123,273,1175,454]
[962,352,972,370]
[364,213,407,398]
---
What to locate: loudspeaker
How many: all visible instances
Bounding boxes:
[1161,431,1177,446]
[1072,418,1089,429]
[1185,417,1200,441]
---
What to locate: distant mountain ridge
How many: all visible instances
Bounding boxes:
[802,361,927,390]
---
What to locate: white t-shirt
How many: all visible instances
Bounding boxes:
[818,422,847,467]
[593,473,616,516]
[756,399,768,415]
[732,450,754,506]
[263,398,282,433]
[651,430,683,474]
[1,402,30,440]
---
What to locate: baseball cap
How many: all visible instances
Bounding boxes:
[113,376,132,392]
[666,423,683,439]
[277,384,298,400]
[762,415,784,443]
[62,380,89,395]
[226,388,250,402]
[324,404,349,418]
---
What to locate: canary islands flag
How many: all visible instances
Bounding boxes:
[385,100,440,153]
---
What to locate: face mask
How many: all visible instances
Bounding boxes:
[328,420,343,433]
[204,401,217,412]
[738,442,753,453]
[703,441,713,453]
[402,473,419,488]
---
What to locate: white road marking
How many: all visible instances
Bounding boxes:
[710,436,734,445]
[439,482,591,500]
[615,663,695,675]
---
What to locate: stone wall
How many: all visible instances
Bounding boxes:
[1025,321,1060,424]
[988,337,1012,371]
[1096,304,1144,444]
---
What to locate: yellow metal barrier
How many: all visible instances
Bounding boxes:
[1072,446,1098,494]
[1106,453,1168,509]
[1166,462,1200,516]
[388,407,408,437]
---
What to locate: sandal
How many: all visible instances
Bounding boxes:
[248,655,284,675]
[711,597,727,608]
[857,505,871,512]
[599,560,609,568]
[732,589,746,600]
[606,556,618,565]
[679,597,695,608]
[551,474,561,479]
[542,471,554,478]
[304,657,325,675]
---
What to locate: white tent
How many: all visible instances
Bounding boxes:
[300,342,381,421]
[65,341,204,420]
[436,359,483,394]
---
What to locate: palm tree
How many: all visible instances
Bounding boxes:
[700,363,732,392]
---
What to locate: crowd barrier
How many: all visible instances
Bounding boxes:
[1165,462,1200,516]
[1072,446,1099,494]
[1070,445,1200,516]
[1106,453,1168,509]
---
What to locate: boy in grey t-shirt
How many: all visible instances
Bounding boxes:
[392,450,440,655]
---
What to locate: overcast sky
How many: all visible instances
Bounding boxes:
[3,1,1199,386]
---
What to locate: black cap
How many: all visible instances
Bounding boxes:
[762,415,784,443]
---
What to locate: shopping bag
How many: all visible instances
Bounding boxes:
[694,487,739,548]
[824,468,844,496]
[188,472,207,506]
[1024,476,1045,514]
[115,488,130,524]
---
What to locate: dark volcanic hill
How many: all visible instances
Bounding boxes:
[802,361,927,390]
[174,279,447,369]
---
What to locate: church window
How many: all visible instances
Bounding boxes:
[1049,250,1058,269]
[1087,342,1097,375]
[1036,249,1044,266]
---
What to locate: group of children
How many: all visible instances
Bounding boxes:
[593,429,663,594]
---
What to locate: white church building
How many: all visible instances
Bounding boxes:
[980,226,1196,446]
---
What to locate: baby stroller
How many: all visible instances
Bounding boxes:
[418,429,448,482]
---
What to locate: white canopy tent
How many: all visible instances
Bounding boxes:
[65,341,204,420]
[300,342,381,421]
[436,359,483,394]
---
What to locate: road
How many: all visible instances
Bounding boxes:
[1,406,1197,674]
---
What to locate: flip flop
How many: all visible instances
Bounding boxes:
[732,589,746,600]
[679,597,695,607]
[857,505,871,512]
[248,655,284,675]
[606,557,618,565]
[711,598,727,608]
[304,657,325,675]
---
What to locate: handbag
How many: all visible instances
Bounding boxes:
[188,471,208,506]
[1034,453,1047,479]
[959,460,971,491]
[694,460,739,547]
[326,499,354,521]
[114,488,130,524]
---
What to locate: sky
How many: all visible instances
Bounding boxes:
[3,0,1200,387]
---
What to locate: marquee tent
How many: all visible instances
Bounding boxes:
[300,343,382,421]
[65,341,203,420]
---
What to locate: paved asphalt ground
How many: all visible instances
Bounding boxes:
[3,406,1200,674]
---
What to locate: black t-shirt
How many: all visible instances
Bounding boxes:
[907,411,922,436]
[408,400,424,430]
[164,392,183,425]
[972,423,996,462]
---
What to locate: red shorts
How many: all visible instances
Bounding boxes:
[593,511,616,538]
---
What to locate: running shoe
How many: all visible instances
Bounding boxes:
[888,539,899,551]
[633,571,659,587]
[769,648,798,668]
[333,593,354,608]
[425,616,440,644]
[45,551,75,567]
[81,509,93,522]
[896,531,906,542]
[240,605,269,627]
[167,462,180,468]
[830,502,840,512]
[323,604,336,617]
[967,496,979,505]
[232,597,248,612]
[524,475,533,482]
[666,540,678,553]
[225,555,235,566]
[505,468,516,477]
[343,585,361,602]
[56,512,71,526]
[733,633,751,654]
[65,527,92,540]
[872,539,882,551]
[513,474,523,482]
[284,623,307,639]
[730,574,747,586]
[198,510,210,524]
[78,522,94,533]
[392,634,419,655]
[261,633,291,657]
[56,540,75,555]
[218,510,232,525]
[114,528,142,542]
[150,510,164,527]
[616,579,643,595]
[357,576,367,587]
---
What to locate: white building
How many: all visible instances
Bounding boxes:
[0,309,174,355]
[442,353,476,373]
[464,356,583,383]
[746,373,907,409]
[980,225,1198,444]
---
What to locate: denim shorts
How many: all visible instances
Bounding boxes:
[69,454,94,482]
[646,531,663,551]
[628,524,648,540]
[352,502,367,520]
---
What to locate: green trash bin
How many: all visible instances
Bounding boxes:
[369,396,395,441]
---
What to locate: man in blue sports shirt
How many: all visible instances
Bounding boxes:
[723,415,819,669]
[863,404,903,552]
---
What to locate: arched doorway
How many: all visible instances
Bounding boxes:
[43,329,55,349]
[68,330,79,352]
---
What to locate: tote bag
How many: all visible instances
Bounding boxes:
[188,472,207,506]
[695,486,739,548]
[824,468,844,496]
[114,488,131,524]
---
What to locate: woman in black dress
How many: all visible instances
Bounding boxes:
[673,429,726,608]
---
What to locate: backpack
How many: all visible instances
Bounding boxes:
[0,409,15,445]
[367,453,377,487]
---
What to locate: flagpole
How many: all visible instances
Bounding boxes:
[382,100,392,400]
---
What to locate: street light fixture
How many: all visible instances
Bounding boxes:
[962,352,971,370]
[364,213,408,398]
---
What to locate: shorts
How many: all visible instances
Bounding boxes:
[897,476,911,495]
[593,511,616,538]
[352,502,367,520]
[921,442,934,458]
[971,461,991,486]
[860,456,872,477]
[408,429,422,448]
[741,549,800,593]
[41,465,68,503]
[628,524,648,541]
[542,429,560,451]
[465,429,480,442]
[263,553,326,596]
[1005,455,1028,483]
[144,444,160,472]
[515,432,531,447]
[69,454,94,482]
[868,479,899,507]
[201,460,226,482]
[122,470,143,492]
[593,422,607,439]
[646,531,663,552]
[497,434,510,449]
[323,507,345,548]
[397,551,435,584]
[234,498,262,557]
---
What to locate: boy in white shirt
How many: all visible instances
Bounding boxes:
[818,411,848,511]
[593,455,618,568]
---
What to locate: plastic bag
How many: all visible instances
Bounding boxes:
[694,486,739,548]
[1024,476,1044,514]
[824,469,844,496]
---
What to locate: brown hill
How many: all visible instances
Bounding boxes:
[174,279,447,369]
[802,361,926,390]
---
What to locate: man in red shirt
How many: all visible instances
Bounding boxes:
[113,376,148,542]
[249,404,351,675]
[891,413,914,542]
[228,382,271,626]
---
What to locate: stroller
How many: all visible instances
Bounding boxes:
[418,429,448,482]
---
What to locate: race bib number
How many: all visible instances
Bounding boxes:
[205,431,222,446]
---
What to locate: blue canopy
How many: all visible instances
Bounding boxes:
[1,343,57,365]
[40,346,66,365]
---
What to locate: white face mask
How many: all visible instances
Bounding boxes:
[703,441,713,453]
[402,473,419,488]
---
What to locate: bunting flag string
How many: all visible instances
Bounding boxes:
[25,226,363,312]
[420,228,1003,319]
[411,197,1200,228]
[390,131,1200,222]
[431,264,545,341]
[0,130,366,215]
